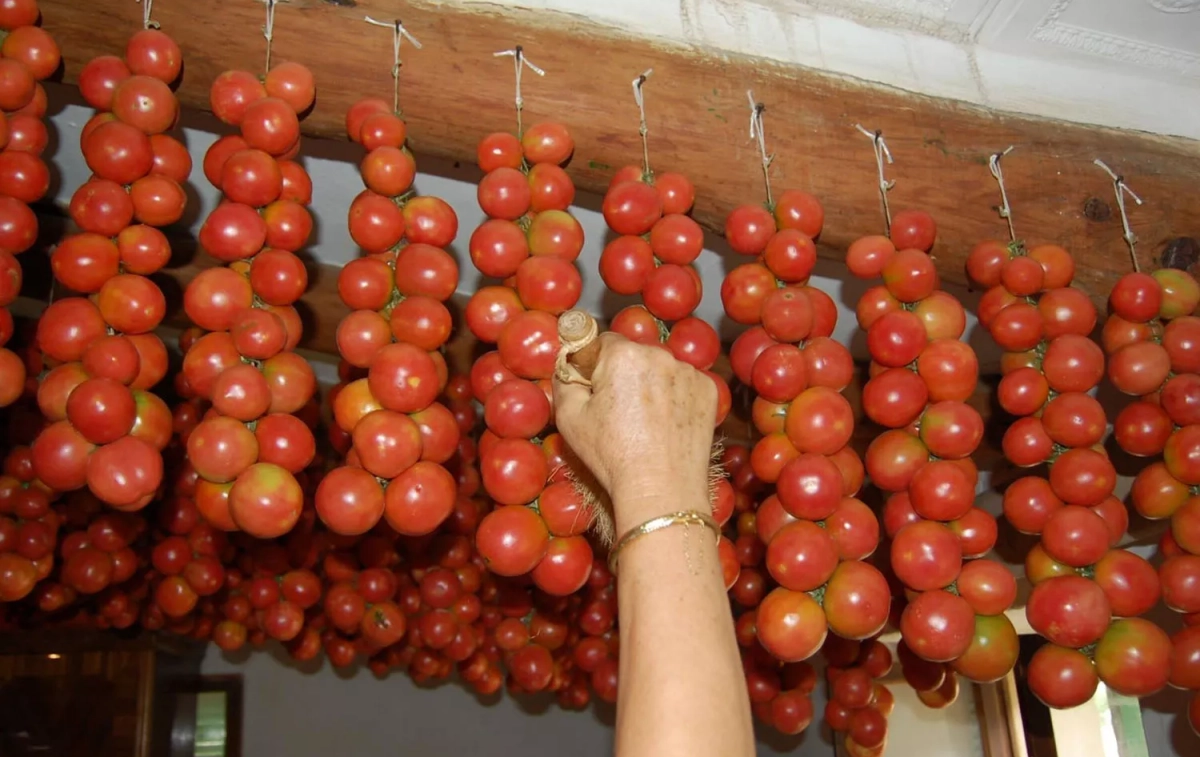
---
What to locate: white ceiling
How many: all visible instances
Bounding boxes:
[475,0,1200,138]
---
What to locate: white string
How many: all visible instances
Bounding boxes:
[854,124,895,234]
[261,0,289,76]
[633,69,653,178]
[988,146,1016,243]
[1094,159,1145,272]
[365,17,422,114]
[493,47,544,137]
[747,90,774,206]
[136,0,158,29]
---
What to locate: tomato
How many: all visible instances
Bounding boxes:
[65,377,136,444]
[889,209,936,252]
[643,263,701,322]
[240,97,299,155]
[890,521,961,592]
[1047,447,1115,506]
[31,420,94,491]
[187,416,258,483]
[1166,426,1200,486]
[1042,334,1105,393]
[521,122,573,165]
[86,436,161,509]
[514,256,582,315]
[721,262,775,325]
[899,589,973,662]
[475,505,549,576]
[1160,554,1200,613]
[198,202,268,261]
[917,339,978,402]
[1093,549,1160,617]
[115,224,170,275]
[1038,505,1109,568]
[1025,575,1111,648]
[1162,374,1200,428]
[1094,618,1171,697]
[1152,268,1200,319]
[604,180,662,236]
[50,233,118,293]
[866,310,927,367]
[822,560,889,640]
[1001,476,1061,534]
[111,75,177,134]
[383,461,455,536]
[864,430,928,493]
[784,387,854,455]
[228,463,302,538]
[70,179,134,237]
[0,58,34,112]
[1025,643,1097,709]
[907,460,974,522]
[531,536,592,596]
[497,310,559,380]
[956,559,1017,616]
[756,587,827,662]
[84,121,153,185]
[764,520,836,592]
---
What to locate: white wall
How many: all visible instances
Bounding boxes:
[462,0,1200,140]
[200,643,831,757]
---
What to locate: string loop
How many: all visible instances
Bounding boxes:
[747,90,774,206]
[493,46,544,137]
[988,146,1017,242]
[365,16,422,114]
[854,124,894,234]
[261,0,291,76]
[136,0,159,29]
[1095,159,1145,272]
[632,69,653,179]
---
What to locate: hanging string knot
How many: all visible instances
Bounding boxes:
[855,123,895,232]
[987,146,1017,242]
[261,0,291,76]
[494,46,544,135]
[365,16,422,113]
[747,90,775,205]
[136,0,159,29]
[1095,158,1144,271]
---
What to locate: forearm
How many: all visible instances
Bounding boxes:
[612,493,755,757]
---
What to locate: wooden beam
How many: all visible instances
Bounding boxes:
[36,0,1200,302]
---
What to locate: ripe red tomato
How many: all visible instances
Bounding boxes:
[774,453,842,520]
[229,463,303,538]
[1048,447,1116,506]
[822,560,890,640]
[721,262,775,325]
[899,589,974,662]
[1040,505,1110,567]
[1026,575,1111,648]
[1093,549,1160,617]
[86,436,162,509]
[889,209,936,252]
[756,587,827,662]
[866,310,927,367]
[476,505,549,576]
[864,429,928,492]
[603,180,662,236]
[766,520,838,592]
[199,202,268,261]
[784,387,854,456]
[1160,554,1200,613]
[383,461,456,536]
[50,233,119,293]
[531,536,592,596]
[890,520,961,592]
[1027,643,1097,709]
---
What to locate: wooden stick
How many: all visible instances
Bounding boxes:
[557,309,601,381]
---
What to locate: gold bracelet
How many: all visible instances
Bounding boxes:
[608,510,721,574]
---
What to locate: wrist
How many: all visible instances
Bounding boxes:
[611,482,711,538]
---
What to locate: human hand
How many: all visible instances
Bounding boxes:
[553,333,717,533]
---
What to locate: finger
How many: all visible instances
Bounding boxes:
[552,374,590,441]
[589,332,631,388]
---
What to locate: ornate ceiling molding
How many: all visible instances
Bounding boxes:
[1032,0,1200,78]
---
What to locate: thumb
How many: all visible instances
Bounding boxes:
[552,376,590,443]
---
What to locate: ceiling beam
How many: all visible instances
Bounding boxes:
[35,0,1200,304]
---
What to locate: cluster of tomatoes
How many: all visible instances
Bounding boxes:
[175,57,322,540]
[845,218,1019,683]
[461,123,591,588]
[0,0,57,408]
[1104,268,1200,730]
[31,21,189,518]
[969,238,1178,708]
[318,98,461,541]
[823,636,896,756]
